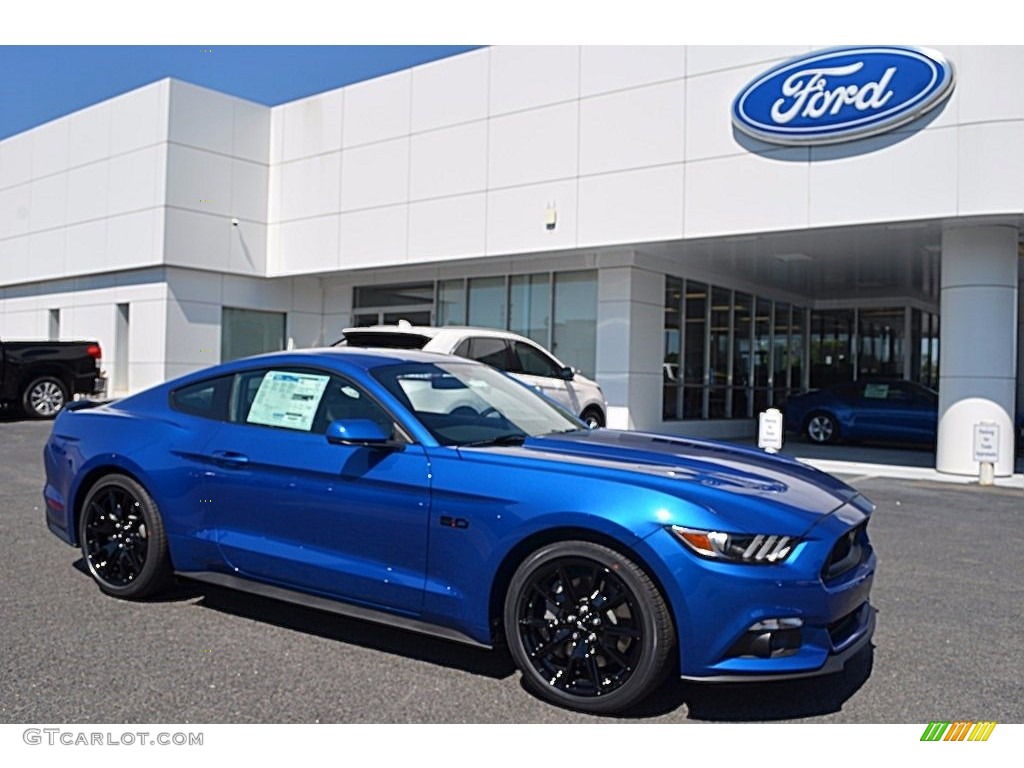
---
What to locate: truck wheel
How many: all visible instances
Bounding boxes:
[21,376,69,419]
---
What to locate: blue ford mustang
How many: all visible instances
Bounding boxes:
[43,348,876,713]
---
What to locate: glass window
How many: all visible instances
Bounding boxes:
[708,287,732,418]
[467,277,507,329]
[170,375,232,420]
[751,297,771,414]
[230,368,394,435]
[466,337,512,370]
[354,283,434,308]
[772,302,790,405]
[683,281,707,419]
[510,341,562,377]
[553,271,597,378]
[810,309,854,388]
[663,277,682,420]
[732,292,752,418]
[221,308,285,363]
[509,274,551,346]
[437,279,466,326]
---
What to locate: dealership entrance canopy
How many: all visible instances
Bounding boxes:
[0,45,1020,476]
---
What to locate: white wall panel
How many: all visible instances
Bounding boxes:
[407,193,485,261]
[68,101,112,168]
[229,221,267,275]
[958,122,1024,215]
[233,99,271,164]
[277,215,340,274]
[686,45,809,77]
[108,145,163,217]
[581,46,685,97]
[0,235,29,285]
[30,118,70,179]
[488,102,578,189]
[578,164,684,246]
[486,180,577,256]
[281,89,344,162]
[411,49,489,133]
[222,273,294,310]
[165,144,232,218]
[29,174,67,231]
[956,46,1024,124]
[287,311,323,348]
[339,206,407,269]
[163,207,230,271]
[110,81,168,155]
[686,150,809,237]
[165,298,221,366]
[0,184,31,240]
[580,81,685,175]
[230,159,269,224]
[0,133,33,189]
[29,229,66,281]
[685,62,776,162]
[107,209,163,271]
[489,46,579,115]
[809,128,958,226]
[340,138,409,211]
[279,152,342,221]
[66,161,109,224]
[410,122,487,201]
[65,220,108,275]
[343,71,411,148]
[127,298,168,364]
[168,81,234,154]
[268,107,285,166]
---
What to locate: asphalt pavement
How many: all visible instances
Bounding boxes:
[2,414,1021,723]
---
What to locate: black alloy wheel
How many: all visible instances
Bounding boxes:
[80,474,172,598]
[580,407,605,429]
[504,541,675,713]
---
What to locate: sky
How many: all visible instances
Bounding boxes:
[0,45,481,140]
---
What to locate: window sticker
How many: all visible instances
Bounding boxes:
[863,383,889,400]
[246,370,330,431]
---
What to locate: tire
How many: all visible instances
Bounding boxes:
[21,375,69,419]
[79,474,172,599]
[805,411,839,444]
[503,540,675,714]
[580,407,605,429]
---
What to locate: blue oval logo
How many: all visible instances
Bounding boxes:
[732,46,955,145]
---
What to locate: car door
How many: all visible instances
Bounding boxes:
[507,340,576,414]
[851,381,900,438]
[201,366,431,614]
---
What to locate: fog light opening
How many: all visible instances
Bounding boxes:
[729,618,804,659]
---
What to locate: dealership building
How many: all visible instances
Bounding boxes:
[0,45,1021,475]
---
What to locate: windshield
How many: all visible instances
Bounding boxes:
[371,361,582,446]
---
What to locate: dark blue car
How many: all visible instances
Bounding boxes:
[44,348,875,713]
[783,380,939,445]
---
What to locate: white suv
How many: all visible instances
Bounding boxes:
[334,324,607,428]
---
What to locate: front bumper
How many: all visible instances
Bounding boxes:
[641,511,876,680]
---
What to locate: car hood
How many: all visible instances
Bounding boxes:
[457,429,865,535]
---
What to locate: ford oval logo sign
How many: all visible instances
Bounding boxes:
[732,46,955,146]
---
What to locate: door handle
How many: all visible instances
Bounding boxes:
[210,450,249,468]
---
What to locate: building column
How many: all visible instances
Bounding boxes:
[595,265,664,431]
[936,225,1019,476]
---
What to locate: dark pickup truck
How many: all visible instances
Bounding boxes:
[0,339,106,419]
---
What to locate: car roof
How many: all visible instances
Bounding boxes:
[340,324,533,341]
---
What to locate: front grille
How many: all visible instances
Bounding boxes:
[821,521,868,582]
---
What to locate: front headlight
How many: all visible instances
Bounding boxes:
[670,526,798,564]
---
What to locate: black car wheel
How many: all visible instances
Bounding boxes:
[79,474,172,598]
[21,375,69,419]
[580,407,605,429]
[504,541,675,713]
[805,411,839,444]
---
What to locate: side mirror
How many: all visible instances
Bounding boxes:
[558,366,575,381]
[326,419,397,448]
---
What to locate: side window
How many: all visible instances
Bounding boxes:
[511,341,561,377]
[170,375,232,420]
[466,337,511,371]
[229,368,394,436]
[453,339,472,359]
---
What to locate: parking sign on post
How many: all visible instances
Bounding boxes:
[759,408,784,453]
[973,423,999,486]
